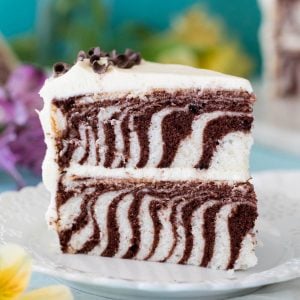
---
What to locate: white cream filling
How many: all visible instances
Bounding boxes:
[114,194,134,258]
[67,163,249,182]
[136,195,155,260]
[111,118,124,168]
[71,124,87,163]
[87,126,97,166]
[208,204,233,269]
[97,106,120,166]
[187,200,217,266]
[148,202,173,262]
[127,115,141,167]
[58,195,85,230]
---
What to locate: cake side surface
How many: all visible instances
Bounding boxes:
[54,175,257,270]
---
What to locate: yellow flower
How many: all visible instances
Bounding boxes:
[170,7,222,48]
[143,5,254,78]
[200,42,253,77]
[0,244,73,300]
[156,45,199,67]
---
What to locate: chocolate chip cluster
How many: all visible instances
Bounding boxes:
[53,47,142,77]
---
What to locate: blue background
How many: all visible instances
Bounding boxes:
[0,0,262,70]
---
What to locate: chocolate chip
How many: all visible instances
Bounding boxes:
[53,63,65,73]
[124,60,136,68]
[93,47,101,56]
[53,62,70,77]
[53,46,142,76]
[88,48,94,57]
[125,48,134,56]
[125,48,141,64]
[77,50,87,61]
[87,47,100,57]
[92,61,107,74]
[90,54,100,64]
[132,52,142,64]
[125,49,141,64]
[114,54,128,67]
[103,48,141,68]
[109,50,118,60]
[189,104,200,114]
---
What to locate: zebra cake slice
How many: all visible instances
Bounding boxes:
[39,47,258,270]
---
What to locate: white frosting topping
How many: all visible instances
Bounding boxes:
[40,59,253,101]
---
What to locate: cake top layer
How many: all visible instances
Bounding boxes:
[40,48,253,101]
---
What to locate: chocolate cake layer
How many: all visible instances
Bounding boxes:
[54,176,257,270]
[52,89,254,170]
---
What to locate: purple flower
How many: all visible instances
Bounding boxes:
[0,89,27,127]
[6,65,46,111]
[0,64,47,188]
[0,130,24,188]
[10,117,45,175]
[0,89,14,126]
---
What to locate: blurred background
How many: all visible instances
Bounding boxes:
[0,0,300,190]
[1,0,260,76]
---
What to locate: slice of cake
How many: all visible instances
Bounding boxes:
[39,47,257,270]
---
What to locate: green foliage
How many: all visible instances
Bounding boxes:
[10,35,37,64]
[11,0,109,65]
[141,5,254,77]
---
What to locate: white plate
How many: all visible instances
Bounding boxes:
[1,171,300,300]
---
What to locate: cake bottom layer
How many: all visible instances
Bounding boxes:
[49,176,258,270]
